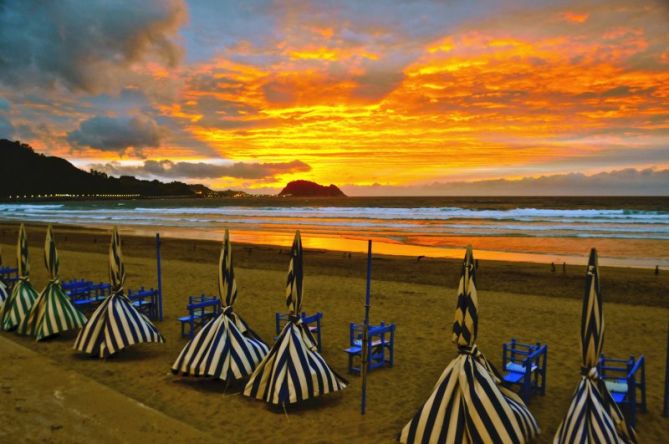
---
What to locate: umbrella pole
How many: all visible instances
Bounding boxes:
[361,240,372,415]
[662,320,669,418]
[156,233,163,321]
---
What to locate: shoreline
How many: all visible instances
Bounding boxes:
[2,197,668,269]
[1,221,667,307]
[1,216,668,269]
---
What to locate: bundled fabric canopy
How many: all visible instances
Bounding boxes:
[400,246,539,443]
[74,226,164,358]
[0,246,8,309]
[554,249,636,443]
[1,224,39,331]
[244,231,347,405]
[17,226,87,340]
[172,229,269,381]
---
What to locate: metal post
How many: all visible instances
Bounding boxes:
[156,233,163,321]
[362,240,372,415]
[660,323,669,418]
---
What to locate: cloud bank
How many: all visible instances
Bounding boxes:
[342,168,669,196]
[68,115,161,153]
[92,159,311,180]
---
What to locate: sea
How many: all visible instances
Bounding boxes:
[1,196,668,268]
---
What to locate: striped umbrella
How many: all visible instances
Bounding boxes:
[1,224,39,331]
[17,226,87,340]
[244,231,347,406]
[400,246,539,443]
[0,246,8,309]
[554,249,636,443]
[74,226,164,358]
[172,229,269,381]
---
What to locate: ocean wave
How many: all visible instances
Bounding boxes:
[1,203,668,241]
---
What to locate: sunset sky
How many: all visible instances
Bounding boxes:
[1,0,668,194]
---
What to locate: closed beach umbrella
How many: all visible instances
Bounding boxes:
[244,231,347,406]
[400,246,539,443]
[17,226,87,340]
[1,224,39,331]
[172,229,269,381]
[0,246,8,309]
[74,226,164,358]
[554,249,636,443]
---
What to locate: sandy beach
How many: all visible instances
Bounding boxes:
[0,222,668,443]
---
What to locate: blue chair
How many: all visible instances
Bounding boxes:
[64,279,110,309]
[344,322,395,374]
[127,286,161,320]
[598,354,647,427]
[179,295,221,339]
[0,266,18,288]
[62,278,92,292]
[502,339,548,403]
[275,311,323,351]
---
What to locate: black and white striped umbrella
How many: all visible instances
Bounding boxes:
[0,246,8,309]
[1,224,38,331]
[74,226,164,358]
[244,231,347,405]
[172,229,269,381]
[554,249,636,443]
[400,246,539,443]
[17,226,87,340]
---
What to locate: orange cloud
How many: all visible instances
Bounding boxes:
[39,1,663,192]
[561,11,589,23]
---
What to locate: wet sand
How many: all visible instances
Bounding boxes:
[0,223,668,443]
[0,336,215,444]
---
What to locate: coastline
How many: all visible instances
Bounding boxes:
[1,221,667,307]
[2,197,668,269]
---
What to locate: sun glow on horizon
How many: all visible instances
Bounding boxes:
[2,0,668,194]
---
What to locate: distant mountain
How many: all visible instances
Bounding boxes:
[0,139,219,199]
[278,180,346,197]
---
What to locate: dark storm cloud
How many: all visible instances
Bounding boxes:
[0,97,13,138]
[0,115,13,138]
[92,159,311,180]
[0,0,185,93]
[68,115,161,152]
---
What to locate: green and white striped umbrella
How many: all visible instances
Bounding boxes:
[400,246,539,443]
[1,224,38,331]
[554,249,636,443]
[74,226,163,358]
[17,226,87,340]
[0,246,8,309]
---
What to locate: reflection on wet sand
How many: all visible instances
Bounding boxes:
[121,225,669,269]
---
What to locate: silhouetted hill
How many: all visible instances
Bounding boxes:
[0,139,214,199]
[278,180,346,197]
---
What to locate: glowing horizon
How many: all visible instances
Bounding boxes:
[0,1,667,195]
